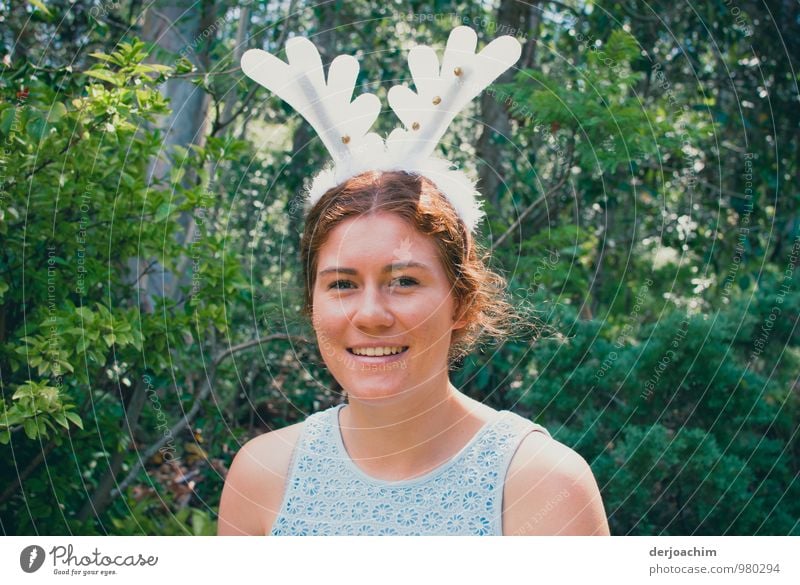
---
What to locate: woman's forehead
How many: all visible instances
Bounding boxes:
[321,215,432,251]
[317,215,443,272]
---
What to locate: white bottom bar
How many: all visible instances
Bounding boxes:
[1,536,797,585]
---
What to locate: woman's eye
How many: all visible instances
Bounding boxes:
[391,277,418,287]
[327,277,418,290]
[328,280,353,290]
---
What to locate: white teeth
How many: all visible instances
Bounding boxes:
[350,346,406,357]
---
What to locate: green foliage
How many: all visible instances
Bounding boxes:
[0,380,82,444]
[597,424,761,535]
[109,492,217,536]
[504,294,798,535]
[502,29,706,182]
[2,0,797,537]
[0,29,251,534]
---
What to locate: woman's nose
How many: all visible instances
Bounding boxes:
[351,285,394,328]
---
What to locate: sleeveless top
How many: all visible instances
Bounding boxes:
[269,403,551,536]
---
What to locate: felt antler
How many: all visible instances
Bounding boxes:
[240,37,382,171]
[386,26,522,161]
[239,27,523,233]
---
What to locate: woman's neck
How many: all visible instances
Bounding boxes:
[337,382,496,481]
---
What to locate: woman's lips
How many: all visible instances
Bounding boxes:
[345,347,409,364]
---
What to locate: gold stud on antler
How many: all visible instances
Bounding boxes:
[341,135,351,144]
[432,96,442,105]
[411,122,420,131]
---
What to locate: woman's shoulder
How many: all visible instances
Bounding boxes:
[240,419,307,469]
[502,430,610,536]
[217,420,306,535]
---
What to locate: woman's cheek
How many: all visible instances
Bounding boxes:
[315,326,336,359]
[314,327,359,372]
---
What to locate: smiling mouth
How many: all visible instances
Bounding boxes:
[346,347,409,357]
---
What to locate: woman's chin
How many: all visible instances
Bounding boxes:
[342,384,409,404]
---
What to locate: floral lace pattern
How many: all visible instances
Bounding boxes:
[270,404,551,536]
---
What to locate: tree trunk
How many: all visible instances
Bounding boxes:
[77,377,150,521]
[220,4,251,136]
[89,0,219,523]
[476,0,542,210]
[126,0,218,312]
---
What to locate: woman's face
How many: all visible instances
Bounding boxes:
[311,212,467,404]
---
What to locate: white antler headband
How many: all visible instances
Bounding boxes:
[241,26,522,233]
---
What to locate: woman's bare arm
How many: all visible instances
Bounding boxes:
[502,432,611,536]
[217,423,303,536]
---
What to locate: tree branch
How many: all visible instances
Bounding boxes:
[110,332,311,498]
[490,138,575,252]
[213,0,297,135]
[0,440,57,504]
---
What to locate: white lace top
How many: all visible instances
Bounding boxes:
[269,403,551,535]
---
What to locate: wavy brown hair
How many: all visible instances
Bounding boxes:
[299,170,531,367]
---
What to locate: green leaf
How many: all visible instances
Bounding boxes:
[0,430,10,445]
[169,165,186,186]
[174,57,195,75]
[28,0,52,16]
[56,359,74,374]
[120,171,137,189]
[154,202,174,222]
[103,333,116,347]
[0,107,19,136]
[134,64,172,75]
[12,384,35,401]
[130,330,143,351]
[89,52,119,64]
[171,144,189,160]
[95,302,113,320]
[65,411,84,430]
[48,102,68,123]
[75,307,95,324]
[26,116,48,141]
[85,69,123,87]
[1,408,23,427]
[54,411,69,429]
[75,337,89,354]
[134,89,150,109]
[23,418,38,440]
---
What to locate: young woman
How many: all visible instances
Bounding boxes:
[217,170,610,536]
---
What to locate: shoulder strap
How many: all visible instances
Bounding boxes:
[486,411,551,535]
[277,406,339,494]
[496,410,551,438]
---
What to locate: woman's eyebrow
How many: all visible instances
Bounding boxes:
[318,261,430,277]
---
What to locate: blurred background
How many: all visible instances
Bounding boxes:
[0,0,797,535]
